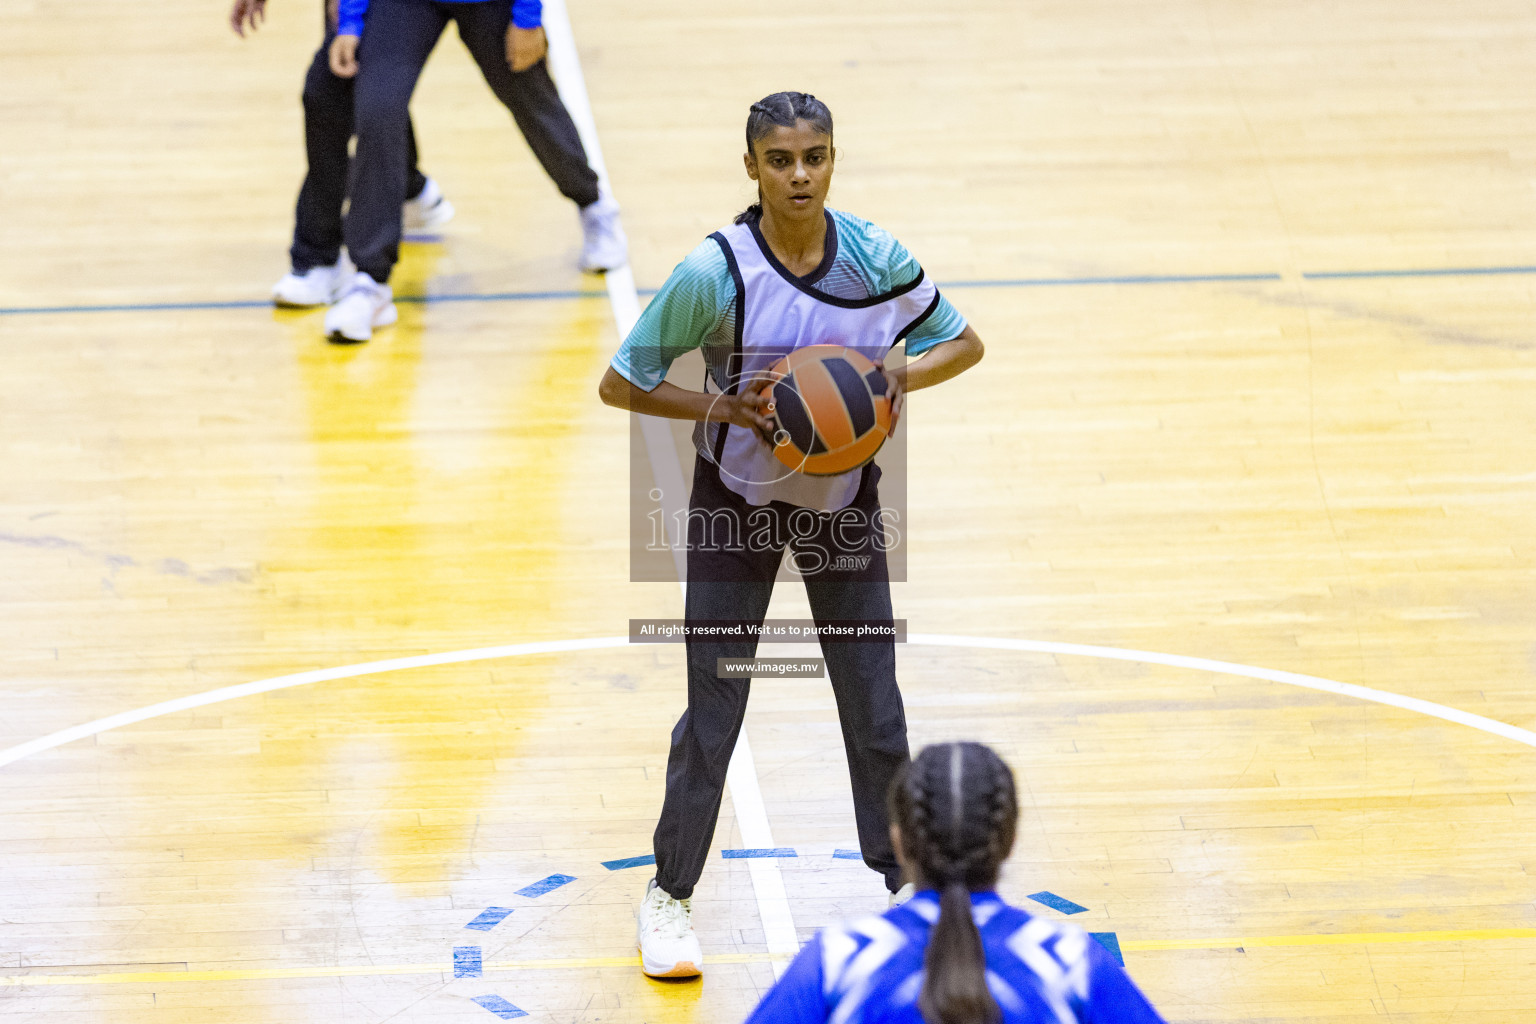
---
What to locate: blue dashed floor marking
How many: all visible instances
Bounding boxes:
[472,995,528,1019]
[465,907,514,931]
[1028,891,1088,915]
[515,874,576,898]
[454,946,483,979]
[1090,932,1124,965]
[721,847,797,859]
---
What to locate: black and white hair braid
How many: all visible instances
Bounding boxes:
[889,742,1019,1024]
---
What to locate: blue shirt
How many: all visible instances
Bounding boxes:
[745,892,1167,1024]
[338,0,542,39]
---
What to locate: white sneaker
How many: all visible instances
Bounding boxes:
[578,194,628,273]
[272,256,352,308]
[403,177,455,231]
[636,878,702,978]
[889,882,916,908]
[323,272,397,344]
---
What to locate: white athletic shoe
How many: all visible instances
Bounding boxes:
[323,272,397,344]
[578,194,628,272]
[636,878,702,978]
[889,882,917,908]
[403,176,455,231]
[271,256,353,308]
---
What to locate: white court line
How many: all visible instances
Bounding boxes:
[0,637,631,771]
[7,634,1535,771]
[2,629,1531,981]
[540,0,800,969]
[909,634,1536,750]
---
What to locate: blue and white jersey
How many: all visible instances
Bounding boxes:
[745,892,1167,1024]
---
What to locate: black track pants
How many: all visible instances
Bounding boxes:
[652,459,910,899]
[289,15,428,273]
[343,0,601,282]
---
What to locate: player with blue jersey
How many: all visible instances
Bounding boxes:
[599,92,986,978]
[746,743,1169,1024]
[318,0,627,342]
[227,0,456,309]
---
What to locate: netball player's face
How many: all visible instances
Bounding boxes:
[745,121,834,222]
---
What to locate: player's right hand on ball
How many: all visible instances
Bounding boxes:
[725,390,777,447]
[329,34,360,77]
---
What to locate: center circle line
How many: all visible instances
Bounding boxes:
[1,632,1530,771]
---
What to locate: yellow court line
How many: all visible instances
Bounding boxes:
[1122,927,1536,952]
[6,930,1536,987]
[0,953,789,987]
[2,963,447,987]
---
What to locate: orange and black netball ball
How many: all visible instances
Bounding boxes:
[760,345,892,476]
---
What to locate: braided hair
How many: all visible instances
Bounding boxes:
[735,91,835,225]
[888,742,1019,1024]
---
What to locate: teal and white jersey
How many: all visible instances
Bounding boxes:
[611,207,968,508]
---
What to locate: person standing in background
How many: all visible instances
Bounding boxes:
[229,0,456,310]
[321,0,627,343]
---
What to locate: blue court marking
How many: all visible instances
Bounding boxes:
[453,946,483,979]
[471,995,529,1020]
[15,263,1536,317]
[832,849,863,860]
[0,287,655,317]
[1303,264,1536,280]
[0,299,278,316]
[721,848,798,859]
[515,873,576,898]
[943,272,1281,288]
[394,288,608,304]
[601,854,656,871]
[464,907,514,931]
[0,272,1273,318]
[1089,932,1124,966]
[1027,891,1088,915]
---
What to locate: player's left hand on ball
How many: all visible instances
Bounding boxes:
[878,365,904,437]
[506,24,547,72]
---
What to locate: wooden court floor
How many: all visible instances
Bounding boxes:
[3,0,1536,1021]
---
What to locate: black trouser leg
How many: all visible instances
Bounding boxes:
[653,579,774,900]
[653,461,784,900]
[290,38,352,273]
[406,122,428,201]
[797,470,909,892]
[652,462,910,898]
[344,0,446,282]
[448,1,601,208]
[290,5,434,272]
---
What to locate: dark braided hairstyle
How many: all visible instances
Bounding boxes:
[735,91,835,225]
[889,742,1019,1024]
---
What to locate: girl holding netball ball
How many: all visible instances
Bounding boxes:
[598,91,984,978]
